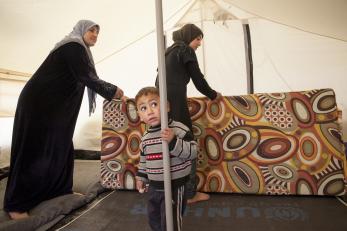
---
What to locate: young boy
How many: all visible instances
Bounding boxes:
[135,87,198,231]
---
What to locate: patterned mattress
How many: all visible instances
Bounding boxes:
[100,88,346,196]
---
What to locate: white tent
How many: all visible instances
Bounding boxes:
[1,0,347,163]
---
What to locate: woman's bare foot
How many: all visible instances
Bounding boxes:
[187,192,210,204]
[8,211,29,220]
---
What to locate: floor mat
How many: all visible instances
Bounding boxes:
[0,181,106,231]
[52,191,347,231]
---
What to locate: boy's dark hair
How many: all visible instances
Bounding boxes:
[135,86,160,106]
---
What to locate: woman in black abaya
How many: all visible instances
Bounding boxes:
[4,20,125,219]
[156,24,222,204]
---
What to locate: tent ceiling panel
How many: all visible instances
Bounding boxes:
[225,0,347,41]
[175,0,238,26]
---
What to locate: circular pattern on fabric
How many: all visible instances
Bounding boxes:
[226,160,261,193]
[223,126,260,161]
[196,171,206,191]
[126,99,141,126]
[203,128,224,165]
[101,177,121,189]
[292,99,311,123]
[265,184,289,195]
[126,130,142,159]
[196,148,209,169]
[249,129,298,165]
[297,133,321,166]
[268,164,297,182]
[258,138,291,158]
[103,100,127,130]
[101,131,127,161]
[101,160,116,178]
[293,152,331,175]
[318,123,343,155]
[226,95,262,121]
[287,95,315,128]
[100,160,123,189]
[311,90,337,123]
[264,104,295,130]
[317,173,345,196]
[289,171,317,195]
[205,170,226,192]
[188,98,206,121]
[206,100,226,124]
[117,164,138,190]
[295,180,314,195]
[192,123,205,139]
[123,170,136,190]
[105,159,123,173]
[312,90,336,114]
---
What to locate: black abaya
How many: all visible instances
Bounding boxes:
[4,42,117,212]
[156,43,217,130]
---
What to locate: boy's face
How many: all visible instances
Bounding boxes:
[137,93,161,127]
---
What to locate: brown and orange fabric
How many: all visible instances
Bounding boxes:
[101,88,346,196]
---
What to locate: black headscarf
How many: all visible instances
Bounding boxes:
[156,23,203,86]
[172,24,203,45]
[165,24,203,55]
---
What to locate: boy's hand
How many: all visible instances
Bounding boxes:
[136,178,146,193]
[161,128,175,143]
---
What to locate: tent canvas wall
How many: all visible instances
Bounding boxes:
[1,0,347,162]
[0,69,30,167]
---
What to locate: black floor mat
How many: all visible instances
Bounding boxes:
[52,191,347,231]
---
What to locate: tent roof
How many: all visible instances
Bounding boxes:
[175,0,248,27]
[226,0,347,41]
[177,0,347,41]
[1,0,346,75]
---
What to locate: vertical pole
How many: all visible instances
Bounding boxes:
[199,1,207,75]
[242,20,254,94]
[154,1,174,231]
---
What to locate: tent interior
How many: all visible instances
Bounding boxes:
[1,0,347,230]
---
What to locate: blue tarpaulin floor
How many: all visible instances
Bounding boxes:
[1,160,347,231]
[51,190,347,231]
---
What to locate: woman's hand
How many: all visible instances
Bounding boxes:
[213,92,222,102]
[113,87,124,99]
[161,128,175,143]
[121,95,129,103]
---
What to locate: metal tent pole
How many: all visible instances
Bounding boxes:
[242,20,254,94]
[154,0,174,231]
[199,0,207,75]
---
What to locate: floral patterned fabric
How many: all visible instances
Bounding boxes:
[101,88,346,196]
